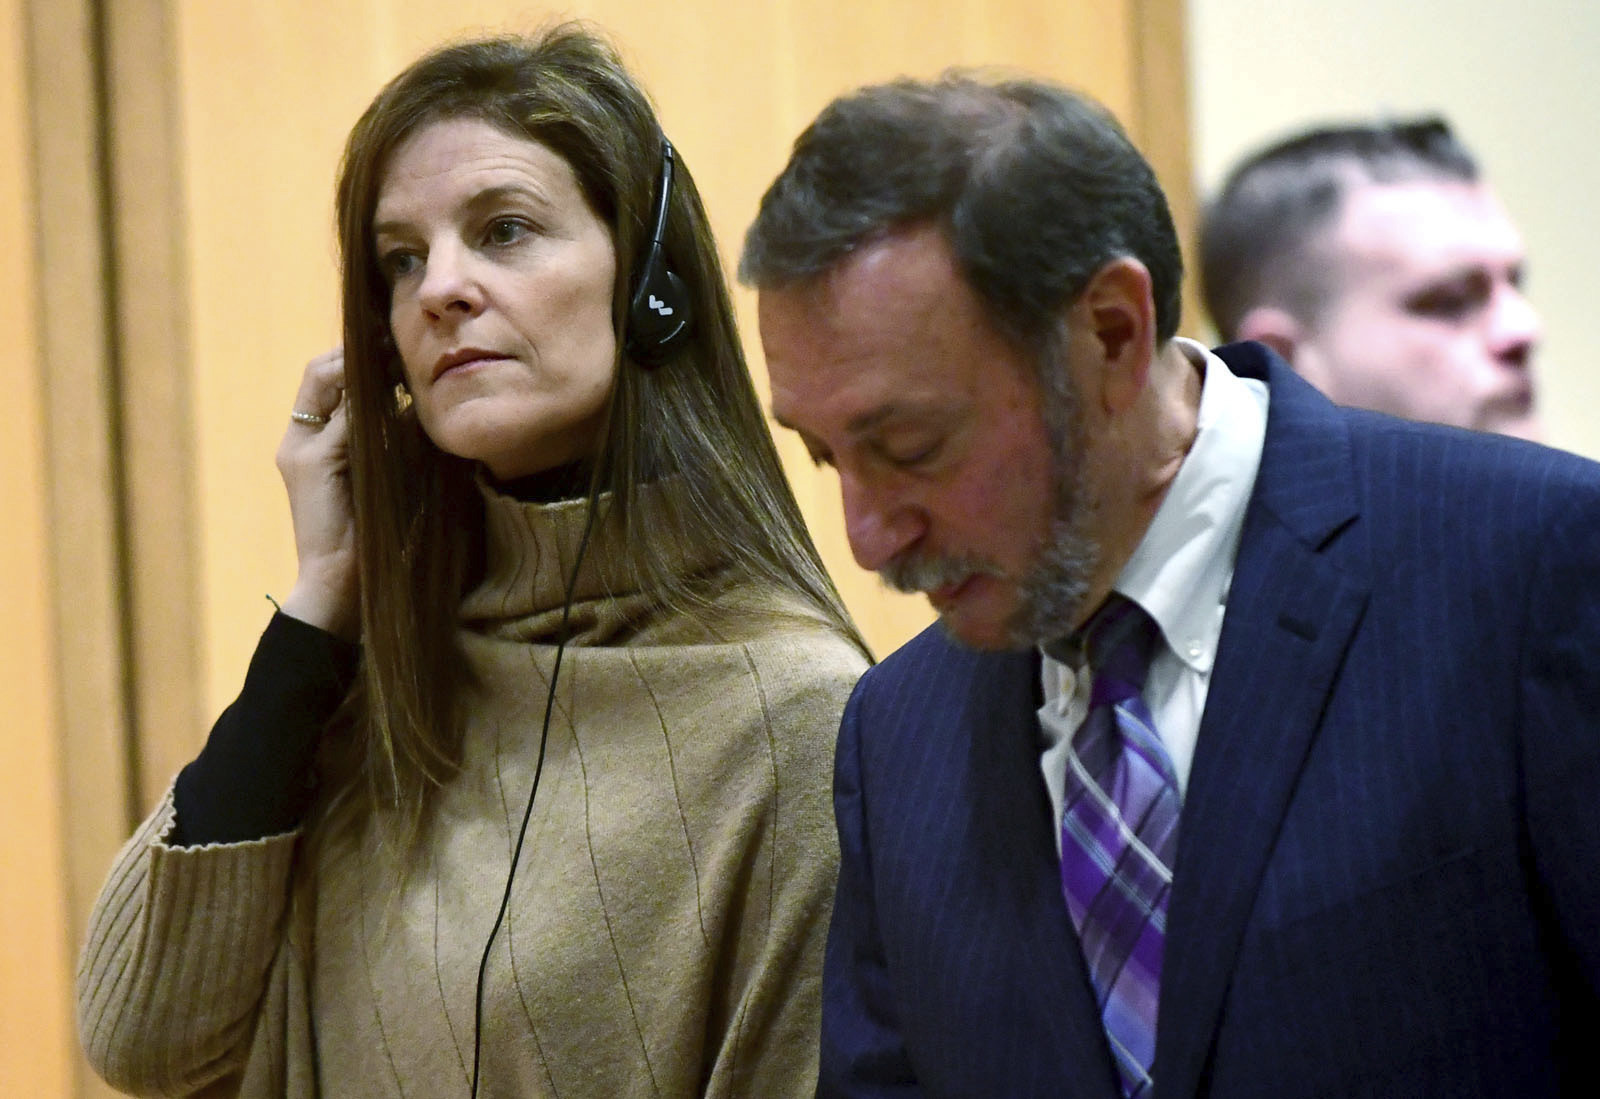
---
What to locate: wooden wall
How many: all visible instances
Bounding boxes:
[1,1,76,1093]
[4,2,1191,1094]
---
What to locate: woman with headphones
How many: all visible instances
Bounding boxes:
[78,25,868,1098]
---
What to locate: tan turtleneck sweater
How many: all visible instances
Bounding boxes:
[77,484,868,1098]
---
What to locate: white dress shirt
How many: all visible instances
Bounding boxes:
[1037,339,1269,846]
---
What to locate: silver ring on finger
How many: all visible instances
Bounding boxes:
[291,409,331,426]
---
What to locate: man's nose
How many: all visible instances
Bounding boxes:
[839,469,925,574]
[1487,281,1540,367]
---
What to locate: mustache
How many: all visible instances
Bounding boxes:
[879,551,1005,595]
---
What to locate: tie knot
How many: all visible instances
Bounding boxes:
[1080,595,1160,706]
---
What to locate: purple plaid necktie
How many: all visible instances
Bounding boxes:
[1057,595,1180,1099]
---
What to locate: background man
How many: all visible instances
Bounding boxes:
[741,76,1599,1098]
[1199,118,1541,439]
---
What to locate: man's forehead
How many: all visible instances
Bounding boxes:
[1331,179,1525,277]
[771,228,958,312]
[759,229,971,364]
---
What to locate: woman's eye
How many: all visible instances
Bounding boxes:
[379,249,421,283]
[486,217,530,246]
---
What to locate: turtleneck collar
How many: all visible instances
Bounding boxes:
[459,477,725,644]
[491,459,591,505]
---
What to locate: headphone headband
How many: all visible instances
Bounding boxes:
[625,139,693,365]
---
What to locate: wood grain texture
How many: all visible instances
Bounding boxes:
[104,0,206,815]
[0,4,75,1097]
[1131,0,1205,339]
[19,0,135,1095]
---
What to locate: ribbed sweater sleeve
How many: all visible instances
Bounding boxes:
[77,793,303,1096]
[171,611,357,845]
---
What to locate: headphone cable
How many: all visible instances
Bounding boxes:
[468,492,601,1098]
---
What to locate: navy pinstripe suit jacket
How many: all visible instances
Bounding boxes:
[818,342,1600,1098]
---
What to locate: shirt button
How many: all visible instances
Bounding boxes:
[1187,641,1203,660]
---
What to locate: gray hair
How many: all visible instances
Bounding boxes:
[739,72,1184,364]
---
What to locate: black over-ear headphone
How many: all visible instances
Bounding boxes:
[625,140,694,366]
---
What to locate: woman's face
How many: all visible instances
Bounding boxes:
[373,116,620,479]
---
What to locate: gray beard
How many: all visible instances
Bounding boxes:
[1004,502,1097,648]
[878,352,1101,651]
[1004,335,1100,647]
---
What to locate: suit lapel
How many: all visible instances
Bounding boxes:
[1154,345,1371,1098]
[967,649,1125,1097]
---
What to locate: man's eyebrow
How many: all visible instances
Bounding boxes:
[772,399,946,444]
[771,402,912,436]
[845,404,904,435]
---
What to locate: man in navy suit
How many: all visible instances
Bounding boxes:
[739,73,1600,1097]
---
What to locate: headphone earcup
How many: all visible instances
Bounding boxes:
[625,244,693,366]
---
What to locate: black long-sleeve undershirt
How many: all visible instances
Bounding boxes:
[169,613,357,846]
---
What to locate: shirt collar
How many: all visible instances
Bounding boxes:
[1111,338,1268,674]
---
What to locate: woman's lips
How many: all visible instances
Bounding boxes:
[432,348,504,381]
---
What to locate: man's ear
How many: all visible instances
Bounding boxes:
[1233,305,1343,393]
[1233,305,1305,364]
[1074,257,1155,416]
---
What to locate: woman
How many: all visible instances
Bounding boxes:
[77,26,868,1098]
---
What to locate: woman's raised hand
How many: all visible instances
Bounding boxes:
[276,349,360,640]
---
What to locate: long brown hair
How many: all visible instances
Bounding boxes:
[332,25,866,836]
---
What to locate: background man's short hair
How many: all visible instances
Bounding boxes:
[740,72,1184,358]
[1199,117,1480,340]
